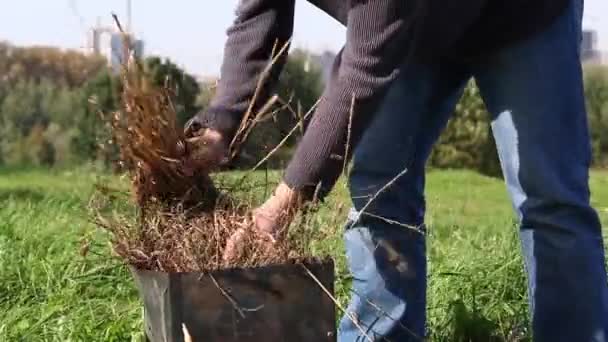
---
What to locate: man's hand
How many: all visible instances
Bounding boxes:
[223,182,302,263]
[183,116,229,175]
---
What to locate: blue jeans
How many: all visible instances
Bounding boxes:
[338,1,608,341]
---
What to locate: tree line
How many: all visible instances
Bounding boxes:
[0,41,606,175]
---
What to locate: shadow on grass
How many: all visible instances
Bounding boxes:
[0,188,85,207]
[443,299,529,342]
[430,271,530,342]
[0,188,46,203]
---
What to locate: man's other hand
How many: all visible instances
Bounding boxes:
[222,182,302,263]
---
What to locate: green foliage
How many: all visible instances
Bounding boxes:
[0,42,201,170]
[429,81,502,177]
[0,81,52,166]
[0,41,106,88]
[236,48,325,168]
[275,49,324,137]
[71,70,120,164]
[0,79,90,167]
[0,168,142,340]
[583,65,608,167]
[44,123,79,166]
[0,42,106,168]
[1,168,606,340]
[144,56,201,126]
[196,79,216,113]
[0,79,48,136]
[429,68,608,175]
[70,57,200,166]
[0,41,606,174]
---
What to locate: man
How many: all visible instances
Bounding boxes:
[185,0,608,340]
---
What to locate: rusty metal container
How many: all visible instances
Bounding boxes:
[130,258,336,342]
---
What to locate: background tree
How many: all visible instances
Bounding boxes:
[235,48,325,168]
[275,48,324,141]
[71,70,120,164]
[144,56,201,126]
[0,41,106,88]
[583,65,608,167]
[0,41,605,174]
[429,81,502,178]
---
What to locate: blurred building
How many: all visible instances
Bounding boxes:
[307,50,336,85]
[84,0,144,73]
[87,25,144,74]
[109,33,145,73]
[581,29,605,65]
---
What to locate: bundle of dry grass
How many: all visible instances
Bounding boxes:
[101,60,217,212]
[92,190,313,272]
[91,19,315,272]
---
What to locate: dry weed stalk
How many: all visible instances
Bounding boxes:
[102,60,218,212]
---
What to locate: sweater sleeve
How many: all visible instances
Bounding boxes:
[283,0,412,200]
[198,0,295,138]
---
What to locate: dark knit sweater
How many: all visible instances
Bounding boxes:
[199,0,570,199]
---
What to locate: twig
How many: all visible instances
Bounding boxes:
[254,95,281,121]
[350,288,423,341]
[237,94,280,146]
[264,165,269,199]
[343,93,355,177]
[359,212,423,233]
[209,274,246,319]
[254,99,292,124]
[242,304,265,312]
[229,39,292,156]
[301,264,373,342]
[348,167,409,230]
[231,95,321,191]
[111,13,124,33]
[297,101,304,137]
[250,97,321,172]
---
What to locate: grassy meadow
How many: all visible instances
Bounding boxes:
[1,167,607,341]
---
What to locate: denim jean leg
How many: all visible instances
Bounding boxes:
[474,1,608,340]
[337,62,470,341]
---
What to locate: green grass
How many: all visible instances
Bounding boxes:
[1,167,607,341]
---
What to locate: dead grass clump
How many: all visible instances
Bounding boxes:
[99,51,218,213]
[91,190,308,272]
[91,21,314,272]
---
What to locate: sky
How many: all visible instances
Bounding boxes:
[0,0,606,77]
